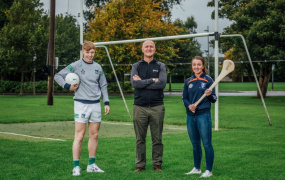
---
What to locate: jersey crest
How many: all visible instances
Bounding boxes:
[201,83,206,89]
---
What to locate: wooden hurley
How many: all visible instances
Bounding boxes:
[191,60,235,113]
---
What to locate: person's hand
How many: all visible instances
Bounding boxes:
[188,103,197,112]
[69,83,79,91]
[104,105,110,115]
[133,75,141,81]
[205,89,212,96]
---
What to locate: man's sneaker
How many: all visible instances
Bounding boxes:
[200,170,212,178]
[72,166,81,176]
[87,163,105,173]
[185,167,201,175]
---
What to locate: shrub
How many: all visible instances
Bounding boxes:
[0,80,133,93]
[107,81,133,93]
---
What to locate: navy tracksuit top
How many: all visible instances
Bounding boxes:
[182,72,217,115]
[131,59,167,107]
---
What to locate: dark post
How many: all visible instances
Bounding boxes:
[271,64,275,91]
[47,0,55,105]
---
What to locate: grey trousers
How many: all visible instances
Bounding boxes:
[133,104,165,168]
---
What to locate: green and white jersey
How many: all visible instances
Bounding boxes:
[55,59,109,104]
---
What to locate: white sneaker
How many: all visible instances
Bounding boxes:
[200,170,212,178]
[186,167,201,175]
[87,163,105,173]
[72,166,81,176]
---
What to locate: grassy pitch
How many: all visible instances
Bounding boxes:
[0,95,285,179]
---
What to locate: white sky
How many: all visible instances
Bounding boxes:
[41,0,232,56]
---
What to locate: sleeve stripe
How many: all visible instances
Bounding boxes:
[67,65,73,71]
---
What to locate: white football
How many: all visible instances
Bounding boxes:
[65,73,80,85]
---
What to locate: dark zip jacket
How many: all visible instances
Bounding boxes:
[182,72,217,115]
[131,58,167,107]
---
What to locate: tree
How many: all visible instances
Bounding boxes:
[85,0,185,81]
[84,0,183,23]
[0,0,14,28]
[167,17,202,91]
[208,0,285,97]
[0,0,45,95]
[0,12,81,83]
[55,14,80,67]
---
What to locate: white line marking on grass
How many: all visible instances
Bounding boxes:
[0,132,66,141]
[102,122,133,126]
[102,122,186,130]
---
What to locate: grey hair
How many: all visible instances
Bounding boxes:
[142,40,155,48]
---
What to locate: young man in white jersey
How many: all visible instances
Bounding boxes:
[55,41,110,176]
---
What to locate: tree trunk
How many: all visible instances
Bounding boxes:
[257,63,271,98]
[20,71,24,96]
[246,64,253,82]
[121,71,124,91]
[168,71,172,92]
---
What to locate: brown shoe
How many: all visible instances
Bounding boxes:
[153,165,163,171]
[134,167,145,172]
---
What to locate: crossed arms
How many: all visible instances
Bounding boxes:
[130,62,167,90]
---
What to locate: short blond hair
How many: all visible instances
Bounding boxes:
[82,41,96,51]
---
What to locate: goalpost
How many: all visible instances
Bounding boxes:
[78,0,272,129]
[220,34,272,125]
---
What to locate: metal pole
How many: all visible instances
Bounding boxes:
[204,26,210,75]
[93,32,214,46]
[220,34,272,126]
[47,0,55,105]
[207,26,210,75]
[80,0,83,59]
[97,46,131,118]
[214,0,219,131]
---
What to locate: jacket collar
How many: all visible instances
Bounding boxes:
[139,58,157,64]
[192,72,206,78]
[82,58,93,64]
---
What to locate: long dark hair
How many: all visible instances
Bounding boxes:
[192,56,208,74]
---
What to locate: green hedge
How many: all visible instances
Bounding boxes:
[108,81,133,93]
[0,80,133,93]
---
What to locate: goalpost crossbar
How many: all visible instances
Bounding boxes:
[93,32,214,46]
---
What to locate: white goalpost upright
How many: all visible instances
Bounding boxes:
[79,0,84,59]
[214,0,219,130]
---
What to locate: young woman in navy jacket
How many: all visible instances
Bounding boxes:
[182,56,217,178]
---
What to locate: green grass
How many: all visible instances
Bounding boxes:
[1,95,285,179]
[165,82,285,91]
[0,95,283,125]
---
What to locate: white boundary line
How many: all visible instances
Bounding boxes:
[102,121,132,126]
[0,132,66,141]
[0,122,186,141]
[102,121,186,130]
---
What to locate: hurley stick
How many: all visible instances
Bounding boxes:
[191,60,235,113]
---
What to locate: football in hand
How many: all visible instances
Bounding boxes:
[65,73,80,86]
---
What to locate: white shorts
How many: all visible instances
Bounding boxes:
[74,101,102,123]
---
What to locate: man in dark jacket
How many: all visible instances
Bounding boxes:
[131,40,167,172]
